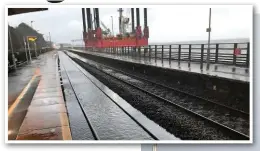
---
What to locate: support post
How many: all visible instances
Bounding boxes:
[178,45,181,66]
[95,8,100,28]
[246,42,250,68]
[144,47,146,58]
[188,44,191,68]
[27,38,32,62]
[149,45,151,60]
[131,8,135,33]
[8,26,17,70]
[23,36,29,64]
[169,45,172,61]
[82,8,87,39]
[206,8,212,70]
[138,47,141,57]
[200,44,204,70]
[86,8,92,30]
[155,45,157,60]
[136,8,140,26]
[232,43,238,72]
[161,45,164,60]
[34,42,38,58]
[215,44,219,63]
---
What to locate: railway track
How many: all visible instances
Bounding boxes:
[69,49,249,113]
[58,51,178,140]
[67,51,250,140]
[59,55,100,140]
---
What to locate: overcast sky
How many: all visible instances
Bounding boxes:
[8,6,252,44]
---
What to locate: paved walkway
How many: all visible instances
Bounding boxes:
[69,49,249,82]
[8,51,71,140]
[8,54,46,109]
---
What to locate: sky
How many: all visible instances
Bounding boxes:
[8,6,252,44]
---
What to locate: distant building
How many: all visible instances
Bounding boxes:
[58,43,71,49]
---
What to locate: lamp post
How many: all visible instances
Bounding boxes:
[49,32,52,44]
[23,36,29,64]
[206,8,212,71]
[31,21,34,28]
[111,16,115,51]
[30,21,38,58]
[111,16,114,36]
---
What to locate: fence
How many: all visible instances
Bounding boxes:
[70,42,250,69]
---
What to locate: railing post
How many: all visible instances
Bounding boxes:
[233,43,237,66]
[188,44,191,68]
[178,45,181,66]
[169,45,172,63]
[155,45,157,60]
[246,42,250,68]
[200,44,204,70]
[232,43,238,72]
[133,47,136,57]
[161,45,164,61]
[134,47,136,57]
[138,47,141,57]
[215,44,219,63]
[149,45,151,60]
[131,47,133,57]
[144,47,146,58]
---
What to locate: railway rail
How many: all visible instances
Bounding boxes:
[58,51,178,140]
[66,50,250,140]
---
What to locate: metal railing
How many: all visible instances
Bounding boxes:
[70,42,250,69]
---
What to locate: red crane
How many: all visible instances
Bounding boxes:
[81,8,149,48]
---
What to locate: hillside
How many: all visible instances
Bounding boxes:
[8,22,47,52]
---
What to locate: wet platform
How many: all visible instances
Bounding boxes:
[8,54,47,109]
[8,51,71,140]
[59,51,178,140]
[69,49,249,82]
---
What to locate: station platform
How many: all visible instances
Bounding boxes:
[69,49,249,83]
[8,51,71,140]
[59,51,178,140]
[8,55,44,109]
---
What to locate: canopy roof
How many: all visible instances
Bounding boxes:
[8,8,48,16]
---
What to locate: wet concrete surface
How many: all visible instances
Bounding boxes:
[69,50,249,113]
[68,52,179,140]
[16,126,69,140]
[8,55,47,109]
[59,51,153,140]
[12,51,71,140]
[69,49,249,82]
[60,63,95,140]
[8,76,40,140]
